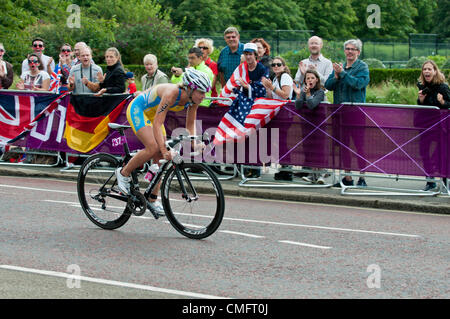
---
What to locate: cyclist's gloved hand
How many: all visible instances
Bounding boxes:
[162,149,176,161]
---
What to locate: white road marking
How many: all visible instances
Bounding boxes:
[219,230,264,238]
[0,184,76,194]
[4,177,448,217]
[222,216,421,238]
[42,200,420,238]
[0,265,229,299]
[279,240,332,250]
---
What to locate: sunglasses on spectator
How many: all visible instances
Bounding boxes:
[0,49,4,52]
[33,44,44,48]
[28,59,39,64]
[271,63,283,67]
[198,46,208,50]
[61,48,71,52]
[344,47,358,51]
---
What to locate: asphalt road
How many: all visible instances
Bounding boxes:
[0,175,448,299]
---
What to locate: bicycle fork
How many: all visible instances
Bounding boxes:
[174,164,199,202]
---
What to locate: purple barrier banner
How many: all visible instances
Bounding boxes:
[164,103,449,178]
[2,91,449,177]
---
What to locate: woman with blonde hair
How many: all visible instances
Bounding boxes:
[141,54,169,92]
[194,38,218,97]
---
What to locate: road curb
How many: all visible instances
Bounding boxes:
[1,166,449,215]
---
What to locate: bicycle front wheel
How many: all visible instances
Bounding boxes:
[161,162,225,239]
[77,153,131,230]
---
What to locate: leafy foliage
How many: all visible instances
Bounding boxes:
[232,0,307,31]
[365,83,419,105]
[442,59,450,69]
[363,58,386,69]
[433,0,450,39]
[405,56,428,68]
[297,0,357,39]
[352,0,418,39]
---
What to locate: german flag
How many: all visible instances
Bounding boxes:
[64,94,132,153]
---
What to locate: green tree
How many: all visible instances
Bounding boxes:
[232,0,306,31]
[433,0,450,39]
[85,0,187,65]
[169,0,235,32]
[352,0,417,39]
[0,0,40,63]
[410,0,437,34]
[29,16,118,64]
[299,0,358,39]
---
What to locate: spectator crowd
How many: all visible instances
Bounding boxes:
[0,27,449,190]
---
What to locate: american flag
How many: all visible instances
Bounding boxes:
[213,61,289,144]
[215,62,250,107]
[213,97,288,145]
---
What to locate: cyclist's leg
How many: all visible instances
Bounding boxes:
[148,150,163,200]
[121,100,160,177]
[120,125,159,177]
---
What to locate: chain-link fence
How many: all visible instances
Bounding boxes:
[179,31,450,69]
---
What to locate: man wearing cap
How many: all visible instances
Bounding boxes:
[238,42,269,93]
[235,42,269,179]
[218,27,245,87]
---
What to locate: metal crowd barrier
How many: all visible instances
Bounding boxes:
[235,102,448,197]
[238,164,337,188]
[2,89,449,197]
[0,147,63,167]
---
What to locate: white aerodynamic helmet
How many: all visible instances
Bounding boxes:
[182,68,211,93]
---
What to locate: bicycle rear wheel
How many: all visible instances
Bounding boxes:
[77,153,131,230]
[161,162,225,239]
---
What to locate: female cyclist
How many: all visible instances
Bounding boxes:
[115,68,211,213]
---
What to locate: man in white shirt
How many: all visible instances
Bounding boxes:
[294,36,332,88]
[21,38,55,76]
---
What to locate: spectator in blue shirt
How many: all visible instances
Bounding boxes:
[325,39,369,104]
[325,39,370,187]
[217,27,244,87]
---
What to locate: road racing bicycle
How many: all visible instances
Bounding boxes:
[77,123,225,239]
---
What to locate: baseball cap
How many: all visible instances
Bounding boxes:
[125,71,134,79]
[243,43,257,53]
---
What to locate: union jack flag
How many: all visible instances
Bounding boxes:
[213,62,289,145]
[49,69,60,93]
[0,91,68,144]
